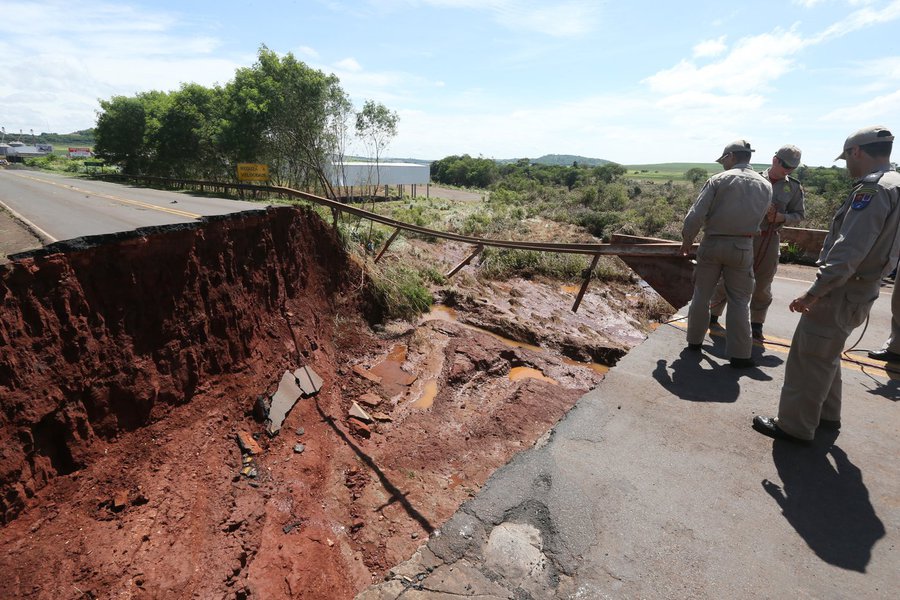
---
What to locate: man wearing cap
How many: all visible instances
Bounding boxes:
[680,140,772,368]
[754,125,900,443]
[709,145,806,341]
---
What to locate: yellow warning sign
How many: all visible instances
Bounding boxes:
[236,163,269,181]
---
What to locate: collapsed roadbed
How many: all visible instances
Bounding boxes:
[0,206,657,599]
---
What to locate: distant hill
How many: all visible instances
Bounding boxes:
[2,129,95,147]
[494,154,612,167]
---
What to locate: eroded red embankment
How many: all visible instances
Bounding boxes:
[0,206,356,523]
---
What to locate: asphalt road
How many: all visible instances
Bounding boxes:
[0,170,267,243]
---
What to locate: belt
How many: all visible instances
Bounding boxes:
[708,234,753,238]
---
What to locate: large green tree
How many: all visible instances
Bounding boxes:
[220,46,351,192]
[94,96,149,175]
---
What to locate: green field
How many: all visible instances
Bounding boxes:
[624,162,770,181]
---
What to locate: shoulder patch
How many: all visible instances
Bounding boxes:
[851,188,877,210]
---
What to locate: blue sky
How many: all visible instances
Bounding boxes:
[2,0,899,166]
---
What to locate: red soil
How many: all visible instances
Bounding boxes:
[0,207,604,599]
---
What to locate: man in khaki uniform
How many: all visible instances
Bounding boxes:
[709,145,806,340]
[680,140,772,368]
[754,125,900,443]
[867,265,900,361]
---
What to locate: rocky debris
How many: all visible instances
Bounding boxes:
[357,393,384,408]
[353,364,383,384]
[293,444,306,454]
[294,365,324,396]
[240,455,258,478]
[265,371,303,436]
[347,417,371,439]
[112,491,128,513]
[349,401,373,423]
[235,431,262,456]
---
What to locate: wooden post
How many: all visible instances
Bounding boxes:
[446,245,484,278]
[375,228,401,263]
[572,254,602,313]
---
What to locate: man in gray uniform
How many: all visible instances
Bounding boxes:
[867,269,900,361]
[709,145,806,340]
[680,140,772,368]
[754,125,900,443]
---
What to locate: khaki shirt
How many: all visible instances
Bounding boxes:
[761,169,805,230]
[682,163,772,242]
[808,168,900,297]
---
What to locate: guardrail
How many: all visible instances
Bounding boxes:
[100,174,697,311]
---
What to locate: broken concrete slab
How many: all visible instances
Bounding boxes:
[349,401,373,423]
[266,370,303,437]
[294,365,323,397]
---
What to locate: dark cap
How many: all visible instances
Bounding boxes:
[775,145,802,168]
[716,139,754,164]
[835,125,894,161]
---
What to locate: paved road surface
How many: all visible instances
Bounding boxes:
[359,267,900,599]
[0,170,267,243]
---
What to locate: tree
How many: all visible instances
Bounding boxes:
[684,167,708,185]
[593,163,626,184]
[151,84,223,179]
[355,100,399,190]
[94,96,149,175]
[219,46,352,191]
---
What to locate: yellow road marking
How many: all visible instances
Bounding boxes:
[13,173,201,219]
[668,316,890,379]
[774,274,893,296]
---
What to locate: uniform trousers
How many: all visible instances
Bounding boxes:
[686,236,754,359]
[777,279,880,440]
[710,229,780,323]
[882,277,900,353]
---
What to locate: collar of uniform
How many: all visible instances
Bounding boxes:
[856,166,892,184]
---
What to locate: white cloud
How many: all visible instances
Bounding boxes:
[0,0,241,133]
[335,58,363,72]
[820,89,900,122]
[693,36,728,58]
[813,0,900,42]
[294,46,320,59]
[413,0,601,36]
[644,29,807,96]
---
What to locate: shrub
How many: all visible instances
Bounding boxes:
[368,263,433,321]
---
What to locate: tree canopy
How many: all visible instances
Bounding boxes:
[94,46,387,195]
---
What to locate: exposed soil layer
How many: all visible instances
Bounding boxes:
[0,207,655,599]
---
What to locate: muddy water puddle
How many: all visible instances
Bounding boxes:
[369,344,418,397]
[411,379,439,408]
[508,366,558,384]
[421,305,609,375]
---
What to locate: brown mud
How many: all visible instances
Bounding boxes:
[0,206,663,599]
